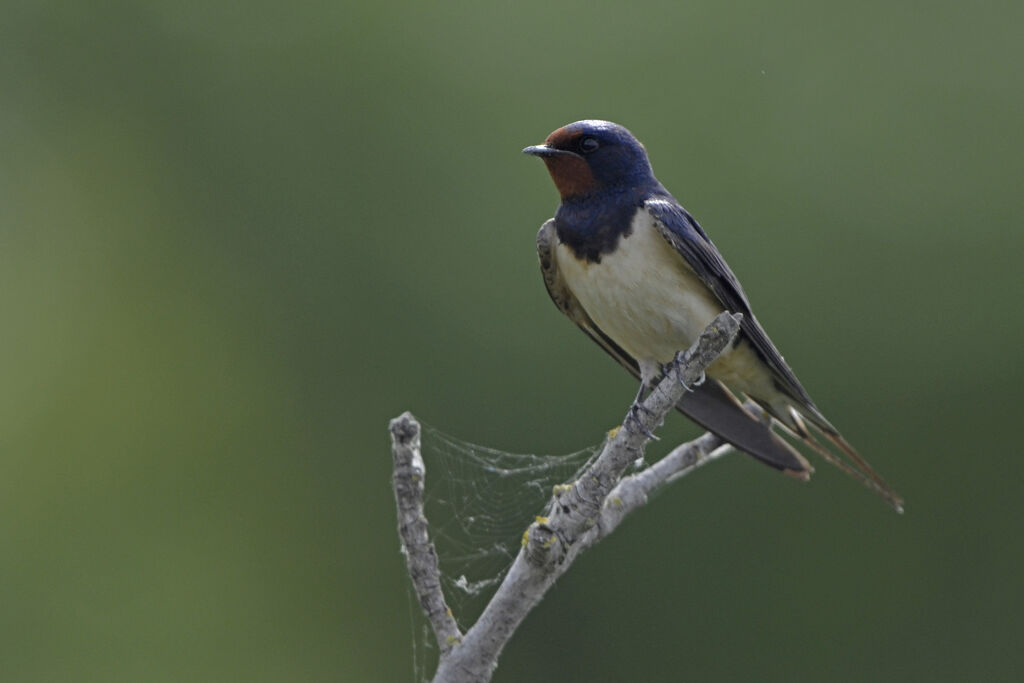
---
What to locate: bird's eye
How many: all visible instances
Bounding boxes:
[579,137,600,153]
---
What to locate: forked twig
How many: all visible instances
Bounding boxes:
[390,312,743,682]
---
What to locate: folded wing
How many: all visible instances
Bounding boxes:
[537,219,811,477]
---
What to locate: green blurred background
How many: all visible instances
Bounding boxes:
[3,1,1022,681]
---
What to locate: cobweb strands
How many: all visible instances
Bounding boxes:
[400,424,601,681]
[418,424,600,624]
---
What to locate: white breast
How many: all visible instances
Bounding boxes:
[555,209,770,392]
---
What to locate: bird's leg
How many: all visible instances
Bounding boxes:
[626,380,660,441]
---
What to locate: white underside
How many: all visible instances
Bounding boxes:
[555,210,774,396]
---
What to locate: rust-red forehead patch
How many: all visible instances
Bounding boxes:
[545,125,582,149]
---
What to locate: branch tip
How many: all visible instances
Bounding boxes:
[389,411,420,443]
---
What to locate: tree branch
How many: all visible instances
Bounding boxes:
[390,312,743,682]
[585,431,731,546]
[390,413,463,656]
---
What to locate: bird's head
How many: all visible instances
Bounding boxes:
[523,120,655,200]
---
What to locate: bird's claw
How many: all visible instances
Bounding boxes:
[627,402,660,441]
[679,370,706,392]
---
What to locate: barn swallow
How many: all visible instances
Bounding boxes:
[524,120,902,511]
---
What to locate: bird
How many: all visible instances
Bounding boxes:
[524,119,903,511]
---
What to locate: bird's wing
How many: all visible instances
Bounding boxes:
[644,197,818,413]
[537,219,810,477]
[644,199,904,511]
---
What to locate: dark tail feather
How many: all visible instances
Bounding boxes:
[676,380,812,480]
[790,408,905,513]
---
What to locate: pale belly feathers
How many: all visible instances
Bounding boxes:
[555,210,774,396]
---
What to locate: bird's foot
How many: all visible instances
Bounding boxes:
[627,401,660,441]
[667,353,706,392]
[679,369,706,392]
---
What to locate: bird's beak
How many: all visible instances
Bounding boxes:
[522,144,579,159]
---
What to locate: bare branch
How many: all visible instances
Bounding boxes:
[586,433,731,545]
[582,401,759,547]
[424,312,743,682]
[390,412,462,656]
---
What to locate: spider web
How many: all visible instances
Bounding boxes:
[404,422,602,681]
